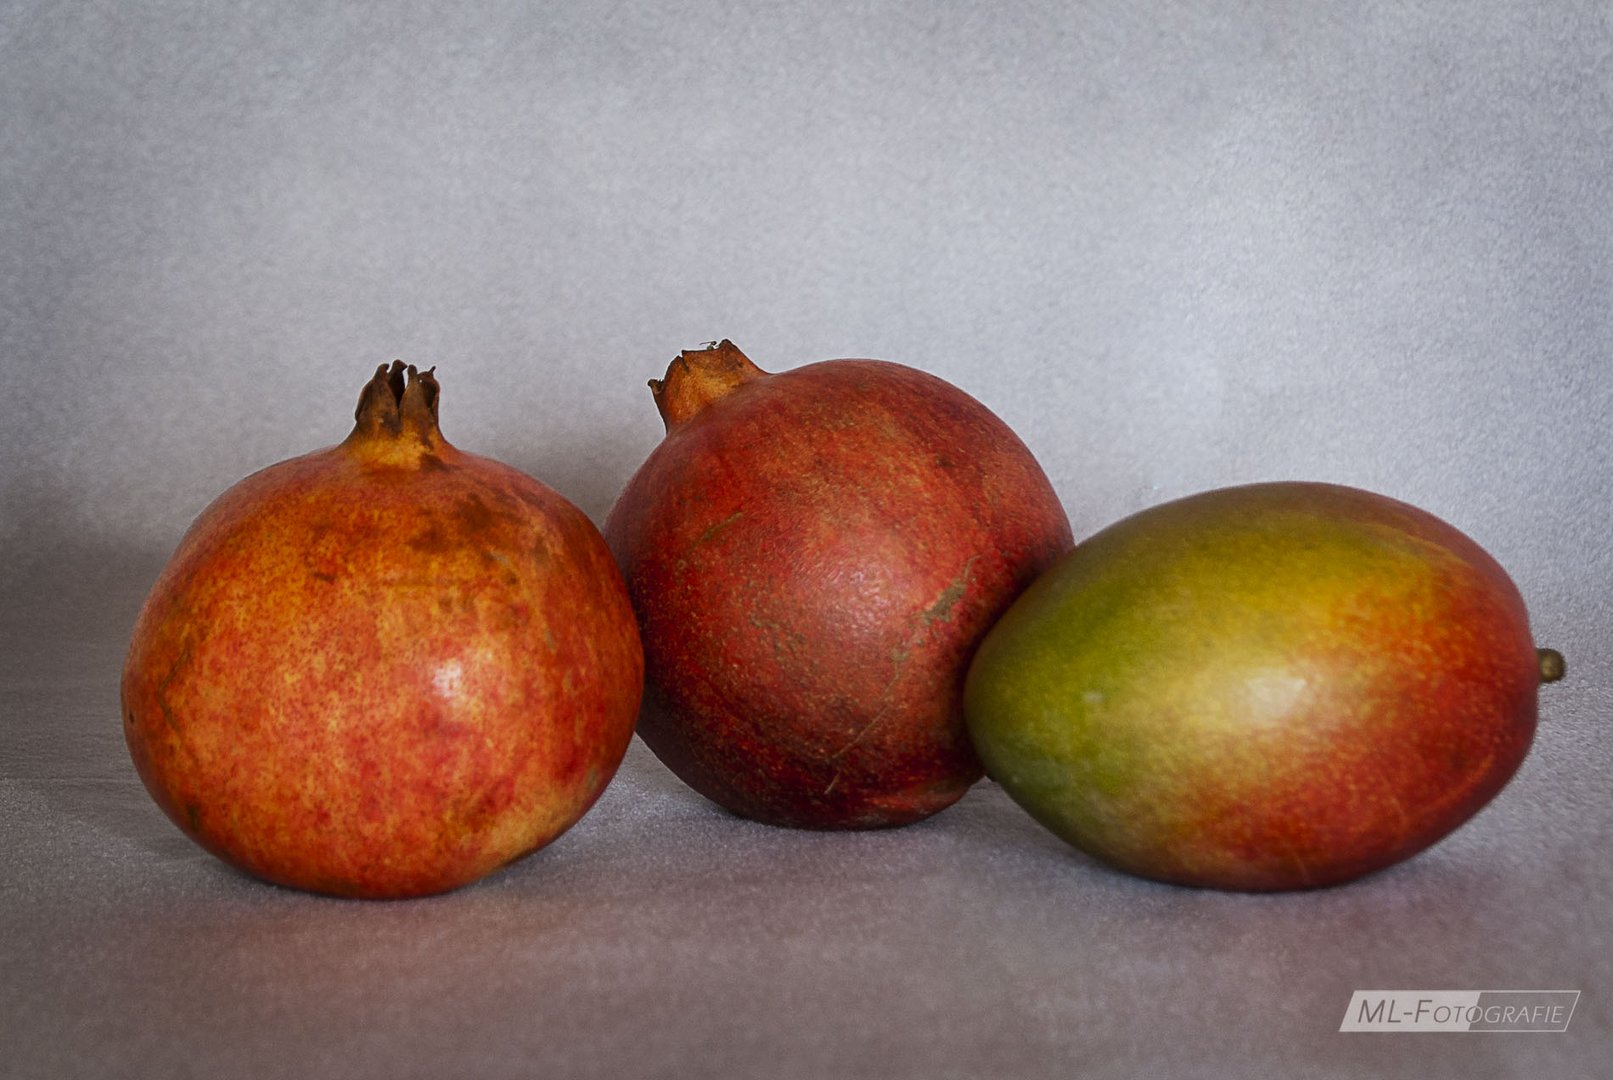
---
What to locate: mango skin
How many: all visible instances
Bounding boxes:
[964,482,1544,891]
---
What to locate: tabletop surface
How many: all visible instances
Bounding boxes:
[3,547,1606,1080]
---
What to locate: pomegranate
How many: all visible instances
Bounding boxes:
[121,362,642,898]
[605,340,1073,829]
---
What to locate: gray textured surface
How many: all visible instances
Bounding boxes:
[3,1,1609,1077]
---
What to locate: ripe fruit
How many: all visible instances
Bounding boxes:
[605,340,1072,829]
[121,362,643,898]
[964,481,1562,891]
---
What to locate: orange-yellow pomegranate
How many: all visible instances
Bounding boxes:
[121,363,643,898]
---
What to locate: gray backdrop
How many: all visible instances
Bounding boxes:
[3,1,1609,1077]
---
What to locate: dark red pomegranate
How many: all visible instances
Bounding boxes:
[605,340,1073,828]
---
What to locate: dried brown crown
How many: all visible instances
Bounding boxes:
[650,340,767,430]
[344,361,447,458]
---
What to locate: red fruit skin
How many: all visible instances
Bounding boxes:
[121,368,642,899]
[605,344,1073,829]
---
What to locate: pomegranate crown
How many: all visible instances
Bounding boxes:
[649,339,765,429]
[351,360,442,441]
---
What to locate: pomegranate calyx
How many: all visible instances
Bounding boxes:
[650,340,766,430]
[347,361,445,452]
